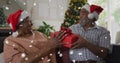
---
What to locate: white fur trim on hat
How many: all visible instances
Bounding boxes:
[19,10,30,22]
[88,11,98,20]
[12,31,19,37]
[82,4,90,12]
[9,23,13,29]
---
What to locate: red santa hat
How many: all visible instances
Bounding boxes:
[82,4,103,20]
[7,10,30,37]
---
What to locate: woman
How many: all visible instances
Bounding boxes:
[4,10,66,63]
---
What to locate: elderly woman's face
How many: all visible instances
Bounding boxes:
[19,17,33,32]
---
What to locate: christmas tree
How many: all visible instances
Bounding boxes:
[0,8,6,26]
[61,0,87,27]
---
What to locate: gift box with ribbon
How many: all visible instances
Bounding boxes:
[50,27,79,48]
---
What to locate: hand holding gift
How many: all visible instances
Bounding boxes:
[50,27,79,48]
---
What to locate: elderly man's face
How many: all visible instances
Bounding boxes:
[80,9,89,19]
[79,9,90,26]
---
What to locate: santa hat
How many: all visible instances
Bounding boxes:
[7,10,30,37]
[82,4,103,20]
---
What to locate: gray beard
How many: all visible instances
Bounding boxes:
[79,18,90,27]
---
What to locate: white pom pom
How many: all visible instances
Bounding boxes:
[88,13,94,19]
[9,23,13,29]
[88,11,99,20]
[12,31,19,37]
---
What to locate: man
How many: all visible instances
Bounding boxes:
[69,4,111,63]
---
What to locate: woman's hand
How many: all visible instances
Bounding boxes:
[49,30,67,48]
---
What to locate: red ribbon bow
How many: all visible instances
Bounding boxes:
[60,27,72,35]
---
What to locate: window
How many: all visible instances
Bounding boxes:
[88,0,120,44]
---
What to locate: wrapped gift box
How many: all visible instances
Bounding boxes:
[50,27,78,48]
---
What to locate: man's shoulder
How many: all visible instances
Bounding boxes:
[97,26,110,33]
[69,24,80,28]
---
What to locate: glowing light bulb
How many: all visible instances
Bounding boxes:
[9,32,12,34]
[5,40,9,44]
[78,7,81,9]
[59,53,63,57]
[33,3,37,6]
[47,59,51,62]
[23,2,26,5]
[5,6,9,10]
[105,36,107,39]
[41,57,44,60]
[96,56,99,58]
[12,44,15,47]
[49,53,53,56]
[58,51,61,54]
[21,53,26,58]
[30,40,34,43]
[101,50,104,52]
[78,52,82,55]
[49,0,52,2]
[25,57,29,61]
[70,50,74,55]
[20,19,23,21]
[29,45,33,47]
[72,60,76,63]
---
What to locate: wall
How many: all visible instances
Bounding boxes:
[108,17,120,44]
[0,0,22,17]
[26,0,69,30]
